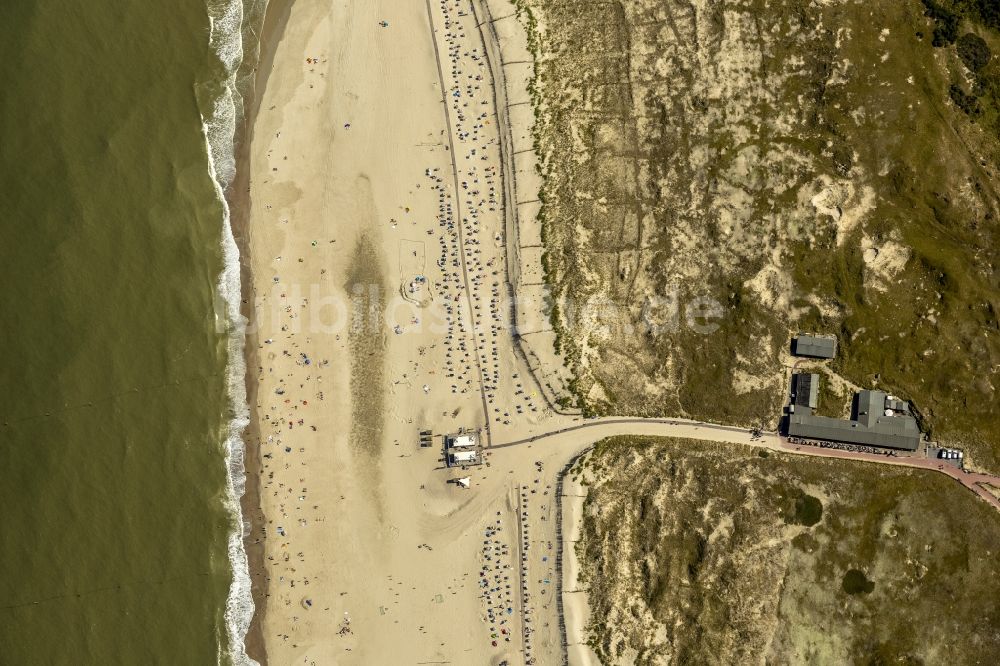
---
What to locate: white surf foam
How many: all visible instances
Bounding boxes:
[204,134,256,666]
[202,0,263,664]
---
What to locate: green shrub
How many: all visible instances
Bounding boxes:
[977,0,1000,30]
[841,569,875,595]
[949,83,982,115]
[922,0,960,46]
[957,32,991,71]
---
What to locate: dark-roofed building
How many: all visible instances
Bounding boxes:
[792,373,819,410]
[787,389,921,451]
[792,334,837,359]
[885,397,910,414]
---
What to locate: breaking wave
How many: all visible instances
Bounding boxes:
[201,0,268,663]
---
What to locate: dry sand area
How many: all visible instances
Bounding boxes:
[245,0,580,662]
[561,473,600,666]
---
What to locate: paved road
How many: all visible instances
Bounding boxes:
[491,416,1000,511]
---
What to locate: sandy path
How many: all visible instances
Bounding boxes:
[561,473,600,666]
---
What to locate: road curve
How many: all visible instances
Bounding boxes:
[491,416,1000,511]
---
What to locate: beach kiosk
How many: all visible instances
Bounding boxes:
[448,449,478,466]
[447,433,477,449]
[445,429,482,467]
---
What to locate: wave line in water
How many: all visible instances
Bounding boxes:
[203,0,261,663]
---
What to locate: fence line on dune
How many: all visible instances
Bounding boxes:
[553,447,591,665]
[467,0,581,419]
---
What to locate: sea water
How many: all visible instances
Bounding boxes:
[0,0,264,662]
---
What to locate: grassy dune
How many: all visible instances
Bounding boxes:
[573,436,1000,664]
[518,0,1000,470]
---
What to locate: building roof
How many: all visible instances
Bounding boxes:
[885,397,910,413]
[854,389,884,427]
[449,434,476,448]
[788,390,920,450]
[450,450,477,463]
[792,334,837,359]
[792,373,819,410]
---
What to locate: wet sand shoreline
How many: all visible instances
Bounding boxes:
[226,0,294,662]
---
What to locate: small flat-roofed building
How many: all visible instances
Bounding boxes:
[787,388,921,451]
[885,396,910,414]
[792,334,837,359]
[448,433,477,449]
[449,449,478,466]
[792,373,819,411]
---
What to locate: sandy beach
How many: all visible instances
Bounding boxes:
[243,0,575,662]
